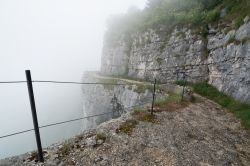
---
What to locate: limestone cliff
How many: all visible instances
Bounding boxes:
[81,72,153,130]
[101,18,250,103]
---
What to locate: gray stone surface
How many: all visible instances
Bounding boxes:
[81,72,153,130]
[101,20,250,103]
[207,21,250,103]
[107,28,207,82]
[235,21,250,40]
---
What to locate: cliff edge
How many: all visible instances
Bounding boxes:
[1,94,249,166]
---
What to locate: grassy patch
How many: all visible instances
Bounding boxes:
[134,83,154,93]
[132,108,158,123]
[96,75,157,93]
[222,0,250,28]
[226,35,241,45]
[153,92,189,112]
[116,119,138,135]
[135,113,157,123]
[241,37,250,44]
[103,75,147,83]
[106,0,250,48]
[206,9,220,22]
[155,93,182,107]
[184,82,250,130]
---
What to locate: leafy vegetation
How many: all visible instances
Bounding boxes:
[106,0,250,44]
[177,82,250,130]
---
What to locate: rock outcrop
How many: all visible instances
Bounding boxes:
[101,18,250,103]
[81,72,153,130]
[207,22,250,103]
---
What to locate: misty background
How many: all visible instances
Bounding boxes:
[0,0,146,159]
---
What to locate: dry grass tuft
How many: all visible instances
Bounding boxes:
[116,119,138,135]
[132,110,158,123]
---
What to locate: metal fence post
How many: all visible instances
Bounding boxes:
[176,69,179,81]
[181,74,186,102]
[151,79,157,115]
[25,70,44,162]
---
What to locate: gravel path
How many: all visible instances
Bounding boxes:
[1,95,249,166]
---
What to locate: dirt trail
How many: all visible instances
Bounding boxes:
[78,96,249,166]
[94,74,152,85]
[1,95,250,166]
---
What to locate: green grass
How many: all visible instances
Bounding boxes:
[241,37,250,44]
[225,35,241,46]
[221,0,250,28]
[134,83,155,93]
[133,108,147,113]
[180,82,250,130]
[155,93,182,107]
[106,0,250,47]
[97,74,156,93]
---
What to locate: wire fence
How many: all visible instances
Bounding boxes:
[1,56,244,161]
[0,97,154,140]
[0,71,160,159]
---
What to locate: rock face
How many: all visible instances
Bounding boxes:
[207,22,250,103]
[81,72,153,130]
[102,28,208,83]
[101,19,250,103]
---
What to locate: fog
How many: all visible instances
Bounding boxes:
[0,0,146,159]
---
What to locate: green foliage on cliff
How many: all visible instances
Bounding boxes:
[106,0,250,43]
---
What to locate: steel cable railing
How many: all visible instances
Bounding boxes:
[0,99,153,139]
[0,81,27,84]
[1,56,247,161]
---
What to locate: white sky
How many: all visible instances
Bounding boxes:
[0,0,146,81]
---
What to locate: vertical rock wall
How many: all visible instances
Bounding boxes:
[81,72,153,130]
[207,21,250,102]
[101,20,250,103]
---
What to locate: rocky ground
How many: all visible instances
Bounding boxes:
[1,95,250,166]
